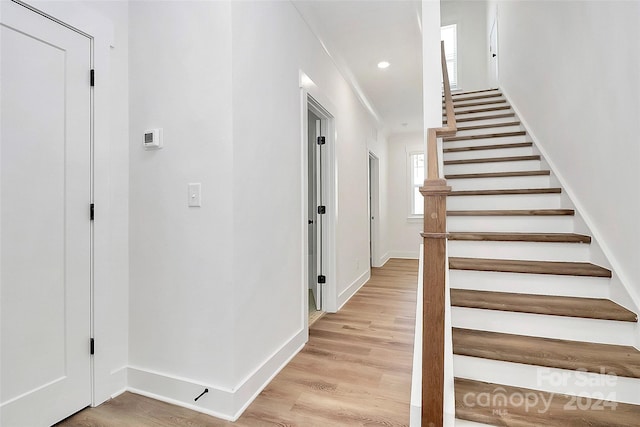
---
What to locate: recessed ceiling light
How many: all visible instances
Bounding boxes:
[377,61,390,69]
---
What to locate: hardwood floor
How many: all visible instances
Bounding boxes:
[57,259,418,427]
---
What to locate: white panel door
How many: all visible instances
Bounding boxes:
[1,1,92,426]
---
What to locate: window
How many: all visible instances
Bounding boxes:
[441,24,458,90]
[409,152,425,217]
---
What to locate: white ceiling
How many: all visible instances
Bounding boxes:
[293,0,424,136]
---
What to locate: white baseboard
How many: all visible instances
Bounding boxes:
[376,251,391,267]
[127,328,306,421]
[387,250,420,260]
[337,269,370,311]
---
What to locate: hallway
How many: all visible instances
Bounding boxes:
[58,259,418,426]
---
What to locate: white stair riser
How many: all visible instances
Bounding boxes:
[448,194,562,211]
[451,117,517,128]
[454,125,523,138]
[453,102,508,113]
[455,109,513,120]
[452,307,635,346]
[452,90,502,101]
[446,175,551,191]
[444,160,541,175]
[448,216,574,233]
[454,355,640,405]
[443,135,529,149]
[448,240,590,262]
[449,270,610,298]
[444,147,533,162]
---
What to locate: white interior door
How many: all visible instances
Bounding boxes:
[1,1,92,425]
[307,109,323,312]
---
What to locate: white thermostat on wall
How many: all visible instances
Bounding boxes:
[143,128,163,150]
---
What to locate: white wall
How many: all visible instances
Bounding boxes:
[230,0,380,388]
[441,0,489,92]
[128,0,383,419]
[128,0,237,416]
[491,0,640,305]
[387,132,424,259]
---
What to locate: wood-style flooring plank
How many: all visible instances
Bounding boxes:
[447,209,574,216]
[57,259,419,427]
[445,170,550,179]
[448,232,591,243]
[455,121,521,132]
[443,131,526,142]
[449,257,611,277]
[455,378,640,426]
[453,328,640,378]
[450,289,637,322]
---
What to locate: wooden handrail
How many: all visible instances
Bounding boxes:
[420,40,456,426]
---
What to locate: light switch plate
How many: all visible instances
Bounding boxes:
[188,183,201,207]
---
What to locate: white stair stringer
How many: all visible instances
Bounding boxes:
[452,307,636,347]
[454,355,640,406]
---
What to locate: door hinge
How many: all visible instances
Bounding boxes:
[90,203,95,221]
[318,275,326,284]
[90,69,95,87]
[317,205,326,215]
[317,136,325,145]
[90,338,95,355]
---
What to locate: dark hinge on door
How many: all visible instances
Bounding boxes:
[318,275,326,284]
[90,203,95,221]
[317,136,325,145]
[90,69,95,87]
[317,205,326,215]
[90,338,95,355]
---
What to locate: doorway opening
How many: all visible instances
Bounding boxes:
[368,152,380,267]
[304,93,336,327]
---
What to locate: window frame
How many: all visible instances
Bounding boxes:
[407,151,425,220]
[441,24,458,90]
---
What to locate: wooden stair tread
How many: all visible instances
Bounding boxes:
[444,105,511,116]
[456,121,521,132]
[455,378,640,426]
[449,93,503,103]
[449,257,611,277]
[453,328,640,378]
[444,142,532,153]
[450,289,637,322]
[445,113,516,123]
[444,131,526,142]
[451,88,500,96]
[444,155,540,165]
[450,188,561,196]
[448,232,591,243]
[445,99,506,109]
[446,170,550,179]
[448,209,574,216]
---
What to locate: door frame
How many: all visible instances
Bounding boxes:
[13,0,119,408]
[299,72,337,336]
[368,151,381,267]
[489,12,499,87]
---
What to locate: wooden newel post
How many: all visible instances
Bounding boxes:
[420,178,451,427]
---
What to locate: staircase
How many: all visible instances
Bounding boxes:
[442,89,640,426]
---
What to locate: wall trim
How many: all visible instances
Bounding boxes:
[127,328,306,421]
[337,270,370,311]
[378,251,391,267]
[387,251,420,260]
